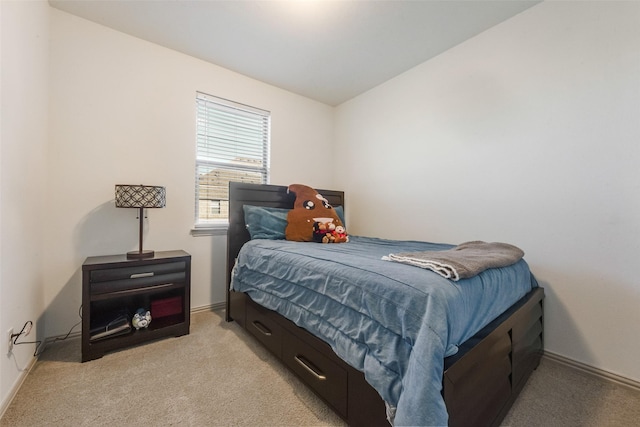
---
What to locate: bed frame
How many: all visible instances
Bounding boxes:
[225,182,544,427]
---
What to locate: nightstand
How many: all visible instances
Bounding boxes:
[81,250,191,362]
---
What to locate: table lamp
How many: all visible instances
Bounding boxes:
[115,184,166,259]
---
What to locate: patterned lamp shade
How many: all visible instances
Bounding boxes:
[115,184,166,259]
[115,185,166,208]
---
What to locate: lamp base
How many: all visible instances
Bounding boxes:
[126,250,155,259]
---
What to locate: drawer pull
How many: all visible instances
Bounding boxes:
[130,272,154,279]
[294,355,326,381]
[252,321,272,336]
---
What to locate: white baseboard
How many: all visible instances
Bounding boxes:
[543,351,640,391]
[0,355,37,420]
[191,302,225,313]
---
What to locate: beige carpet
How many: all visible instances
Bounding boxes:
[1,310,344,427]
[502,356,640,427]
[2,310,639,426]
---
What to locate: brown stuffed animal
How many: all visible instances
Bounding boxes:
[332,225,349,243]
[285,184,344,242]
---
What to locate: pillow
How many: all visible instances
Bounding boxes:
[243,205,289,240]
[243,204,346,241]
[285,184,345,242]
[335,205,345,227]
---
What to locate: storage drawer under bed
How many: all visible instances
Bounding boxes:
[282,328,348,417]
[246,301,283,357]
[242,294,349,418]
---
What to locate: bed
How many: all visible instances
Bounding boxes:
[225,182,544,427]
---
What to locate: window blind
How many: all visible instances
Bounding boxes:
[195,92,270,224]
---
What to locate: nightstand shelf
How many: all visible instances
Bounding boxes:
[82,250,191,362]
[89,282,184,302]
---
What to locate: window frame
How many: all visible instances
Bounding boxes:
[193,92,270,232]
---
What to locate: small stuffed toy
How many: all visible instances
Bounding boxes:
[332,225,349,243]
[285,184,346,242]
[313,221,336,243]
[132,308,151,330]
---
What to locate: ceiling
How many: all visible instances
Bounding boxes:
[49,0,540,106]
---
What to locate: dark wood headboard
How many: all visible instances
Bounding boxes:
[225,182,345,320]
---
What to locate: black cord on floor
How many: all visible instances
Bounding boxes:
[11,305,82,357]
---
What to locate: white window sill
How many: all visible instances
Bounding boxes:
[191,222,228,237]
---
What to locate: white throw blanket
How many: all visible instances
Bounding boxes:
[383,241,524,281]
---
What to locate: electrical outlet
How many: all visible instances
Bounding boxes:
[7,328,14,354]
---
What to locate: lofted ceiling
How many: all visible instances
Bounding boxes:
[49,0,540,106]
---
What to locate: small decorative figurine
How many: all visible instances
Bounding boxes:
[132,308,152,329]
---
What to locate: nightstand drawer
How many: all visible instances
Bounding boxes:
[282,328,348,416]
[90,262,186,294]
[91,261,186,282]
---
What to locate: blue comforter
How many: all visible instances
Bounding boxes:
[231,236,535,426]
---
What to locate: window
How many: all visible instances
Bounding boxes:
[195,92,270,227]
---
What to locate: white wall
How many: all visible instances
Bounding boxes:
[1,0,49,412]
[3,0,638,413]
[45,8,334,337]
[335,1,640,382]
